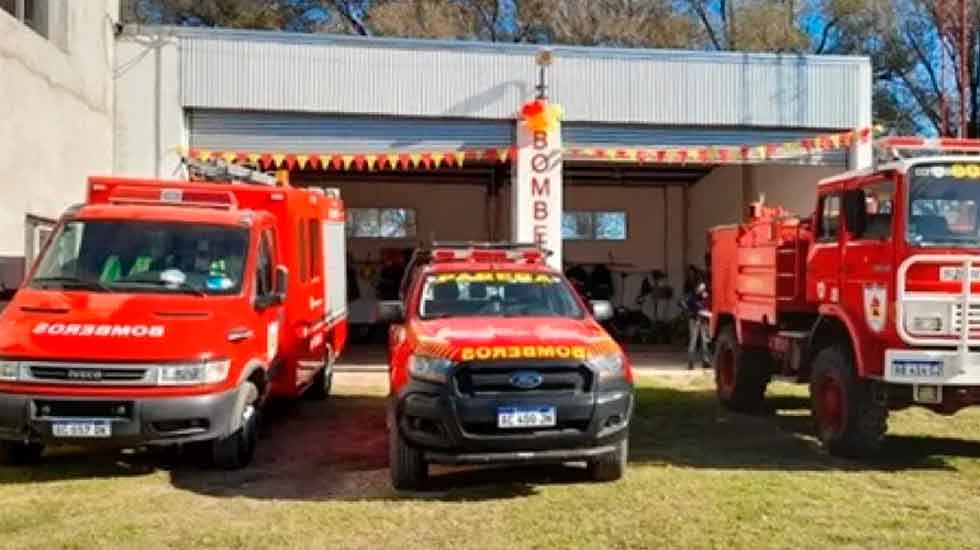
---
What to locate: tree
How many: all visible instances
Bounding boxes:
[123,0,319,31]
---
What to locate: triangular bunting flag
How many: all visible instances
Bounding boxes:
[341,155,355,170]
[271,154,286,168]
[365,154,377,171]
[296,155,310,170]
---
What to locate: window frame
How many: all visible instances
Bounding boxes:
[849,178,895,242]
[255,229,275,299]
[347,207,417,239]
[816,193,842,243]
[562,210,628,241]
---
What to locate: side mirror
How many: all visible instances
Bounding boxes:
[377,300,405,323]
[590,300,614,322]
[843,189,867,237]
[273,265,288,305]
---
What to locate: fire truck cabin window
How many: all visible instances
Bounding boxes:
[909,163,980,246]
[858,182,895,240]
[818,194,841,241]
[31,221,248,295]
[562,211,627,240]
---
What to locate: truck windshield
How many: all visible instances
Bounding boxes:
[418,271,584,319]
[909,163,980,247]
[31,220,249,295]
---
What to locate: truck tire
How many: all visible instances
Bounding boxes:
[713,325,771,413]
[810,344,887,458]
[588,438,628,482]
[0,441,44,466]
[212,381,260,470]
[305,345,334,401]
[389,412,428,491]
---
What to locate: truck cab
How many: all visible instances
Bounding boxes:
[380,243,633,491]
[0,172,347,468]
[710,137,980,457]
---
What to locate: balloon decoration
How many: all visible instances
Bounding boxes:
[520,99,564,133]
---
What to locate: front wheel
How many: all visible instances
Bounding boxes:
[389,410,428,491]
[0,441,44,466]
[211,382,260,470]
[588,438,628,482]
[713,325,771,413]
[810,345,887,458]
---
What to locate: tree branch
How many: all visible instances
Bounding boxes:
[689,0,722,50]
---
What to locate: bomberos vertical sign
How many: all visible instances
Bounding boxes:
[512,107,563,270]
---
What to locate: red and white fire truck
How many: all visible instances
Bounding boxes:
[0,164,347,468]
[709,137,980,457]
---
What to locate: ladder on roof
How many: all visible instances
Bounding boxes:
[183,157,278,186]
[875,136,980,165]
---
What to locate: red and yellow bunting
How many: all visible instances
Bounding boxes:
[181,127,873,172]
[565,128,873,164]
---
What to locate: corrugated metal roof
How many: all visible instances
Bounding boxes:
[156,26,869,130]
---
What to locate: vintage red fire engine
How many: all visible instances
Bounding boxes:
[709,137,980,457]
[0,165,347,468]
[380,243,633,490]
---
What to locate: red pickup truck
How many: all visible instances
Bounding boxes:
[380,243,633,490]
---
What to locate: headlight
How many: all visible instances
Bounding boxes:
[905,303,949,334]
[0,360,21,381]
[409,354,454,384]
[910,316,944,333]
[587,353,626,382]
[157,359,231,386]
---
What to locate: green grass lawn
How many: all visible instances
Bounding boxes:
[2,371,980,550]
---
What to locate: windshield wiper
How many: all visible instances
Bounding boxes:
[110,280,207,297]
[32,276,112,293]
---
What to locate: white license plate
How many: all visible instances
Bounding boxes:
[497,406,556,429]
[890,360,945,379]
[52,420,112,438]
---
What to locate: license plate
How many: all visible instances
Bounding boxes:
[497,406,556,429]
[51,420,112,438]
[890,360,944,379]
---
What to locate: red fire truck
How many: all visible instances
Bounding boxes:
[379,243,632,490]
[0,164,347,468]
[709,137,980,457]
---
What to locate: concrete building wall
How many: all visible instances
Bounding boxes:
[0,1,119,286]
[685,164,842,270]
[114,34,185,179]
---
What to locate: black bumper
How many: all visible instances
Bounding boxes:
[0,387,242,447]
[395,366,633,463]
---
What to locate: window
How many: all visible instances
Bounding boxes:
[418,272,584,319]
[562,211,627,240]
[308,219,321,278]
[908,163,980,246]
[854,181,894,240]
[256,230,274,297]
[2,0,68,50]
[31,221,249,295]
[297,220,308,282]
[347,208,416,238]
[24,214,56,269]
[818,194,841,241]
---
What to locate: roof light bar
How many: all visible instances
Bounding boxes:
[108,186,237,209]
[428,243,549,264]
[876,136,980,164]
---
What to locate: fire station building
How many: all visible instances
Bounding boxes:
[52,24,877,322]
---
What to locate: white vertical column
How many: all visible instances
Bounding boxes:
[511,119,563,270]
[850,58,874,170]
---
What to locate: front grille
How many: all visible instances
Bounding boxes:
[455,363,592,396]
[951,304,980,333]
[29,366,148,382]
[33,400,133,419]
[23,362,152,385]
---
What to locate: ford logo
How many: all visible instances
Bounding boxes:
[510,371,543,390]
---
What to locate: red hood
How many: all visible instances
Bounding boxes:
[410,316,620,361]
[0,289,243,362]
